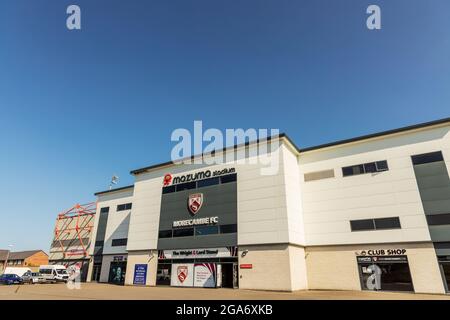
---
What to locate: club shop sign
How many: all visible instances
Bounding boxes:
[357,249,407,256]
[163,168,235,186]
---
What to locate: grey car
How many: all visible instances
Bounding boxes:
[22,271,44,284]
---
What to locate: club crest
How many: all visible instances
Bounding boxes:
[177,266,188,283]
[188,193,203,215]
[163,173,173,186]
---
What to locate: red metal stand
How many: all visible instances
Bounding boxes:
[53,202,96,259]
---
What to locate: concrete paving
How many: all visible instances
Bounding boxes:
[0,282,449,300]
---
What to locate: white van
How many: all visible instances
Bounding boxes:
[4,267,31,277]
[39,265,69,283]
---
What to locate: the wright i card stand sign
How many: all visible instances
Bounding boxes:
[171,263,217,288]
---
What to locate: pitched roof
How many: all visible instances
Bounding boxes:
[0,250,8,261]
[0,250,47,261]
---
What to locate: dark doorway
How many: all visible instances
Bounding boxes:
[440,262,450,292]
[221,263,234,288]
[156,263,171,285]
[92,263,102,282]
[233,263,239,288]
[80,262,89,282]
[358,256,414,292]
[108,262,126,285]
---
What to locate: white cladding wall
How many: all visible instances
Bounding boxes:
[237,143,306,246]
[236,143,290,246]
[299,124,450,246]
[91,189,133,255]
[127,171,164,251]
[282,144,306,245]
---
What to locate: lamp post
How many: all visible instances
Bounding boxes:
[109,175,119,190]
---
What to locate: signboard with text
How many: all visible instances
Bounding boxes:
[133,264,147,285]
[162,247,232,259]
[193,263,217,288]
[357,249,407,256]
[163,168,236,186]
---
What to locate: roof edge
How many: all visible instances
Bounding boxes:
[94,185,134,196]
[124,117,449,177]
[300,117,450,153]
[130,133,296,175]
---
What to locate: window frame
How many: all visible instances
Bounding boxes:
[158,230,173,238]
[350,217,401,232]
[411,151,444,165]
[111,238,128,247]
[194,225,219,236]
[219,224,238,234]
[350,219,376,232]
[342,160,389,177]
[374,217,401,230]
[426,213,450,226]
[197,177,220,188]
[100,207,110,213]
[117,203,132,212]
[172,228,195,238]
[220,174,237,184]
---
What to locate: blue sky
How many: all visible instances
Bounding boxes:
[0,0,449,251]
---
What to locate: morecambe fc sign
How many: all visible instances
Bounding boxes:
[188,193,203,215]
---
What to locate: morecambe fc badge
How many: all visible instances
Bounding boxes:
[188,193,203,215]
[177,266,188,283]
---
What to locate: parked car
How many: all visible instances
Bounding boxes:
[22,271,44,284]
[0,274,23,285]
[39,265,69,283]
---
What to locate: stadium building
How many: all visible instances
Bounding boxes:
[86,118,450,294]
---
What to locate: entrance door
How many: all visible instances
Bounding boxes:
[221,263,234,288]
[108,262,126,285]
[92,263,102,282]
[156,263,172,285]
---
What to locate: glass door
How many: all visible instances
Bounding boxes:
[92,263,102,282]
